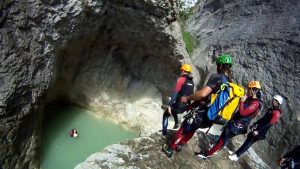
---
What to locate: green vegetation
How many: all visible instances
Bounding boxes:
[182,31,194,55]
[178,0,199,23]
[179,9,193,22]
[177,1,197,56]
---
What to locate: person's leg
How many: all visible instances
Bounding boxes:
[172,103,188,129]
[170,119,196,149]
[162,109,171,135]
[179,114,203,144]
[172,109,179,128]
[206,136,225,156]
[206,128,236,156]
[220,129,239,150]
[170,127,185,149]
[163,126,185,157]
[173,130,196,152]
[235,134,256,157]
[181,130,196,144]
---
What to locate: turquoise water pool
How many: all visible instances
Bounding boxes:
[41,106,137,169]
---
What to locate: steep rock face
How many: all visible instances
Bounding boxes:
[0,0,54,168]
[45,0,193,135]
[0,0,192,168]
[186,0,300,167]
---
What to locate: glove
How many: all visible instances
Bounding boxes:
[250,124,258,131]
[279,157,286,166]
[252,130,259,136]
[241,95,247,102]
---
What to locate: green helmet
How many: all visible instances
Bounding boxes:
[216,54,233,65]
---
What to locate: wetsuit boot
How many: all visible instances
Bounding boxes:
[173,123,180,129]
[162,144,173,158]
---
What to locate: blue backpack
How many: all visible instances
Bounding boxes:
[207,75,245,125]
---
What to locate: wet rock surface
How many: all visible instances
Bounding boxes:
[76,131,270,169]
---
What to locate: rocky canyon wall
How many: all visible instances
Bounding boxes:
[186,0,300,167]
[1,0,299,168]
[45,0,190,134]
[0,0,191,168]
[0,0,54,168]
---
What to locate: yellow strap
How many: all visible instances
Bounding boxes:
[215,83,228,94]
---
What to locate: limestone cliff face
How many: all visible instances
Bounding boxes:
[186,0,300,167]
[1,0,299,168]
[0,0,54,168]
[0,0,191,168]
[44,0,191,135]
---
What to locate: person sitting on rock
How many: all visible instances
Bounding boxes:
[228,95,284,161]
[279,145,300,169]
[162,54,234,158]
[196,81,262,159]
[162,63,194,136]
[70,128,78,138]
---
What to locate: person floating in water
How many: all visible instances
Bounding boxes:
[70,128,78,138]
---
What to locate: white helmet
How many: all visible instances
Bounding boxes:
[273,95,283,105]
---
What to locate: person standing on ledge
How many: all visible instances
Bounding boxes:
[162,64,194,136]
[228,95,284,161]
[162,54,234,158]
[197,81,262,159]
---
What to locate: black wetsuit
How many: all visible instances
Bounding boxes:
[162,74,194,135]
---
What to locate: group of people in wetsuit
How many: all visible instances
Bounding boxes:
[161,54,299,168]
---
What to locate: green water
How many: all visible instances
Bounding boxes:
[41,106,137,169]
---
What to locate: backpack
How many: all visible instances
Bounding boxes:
[207,75,245,124]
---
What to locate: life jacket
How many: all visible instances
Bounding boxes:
[207,75,245,124]
[177,74,194,102]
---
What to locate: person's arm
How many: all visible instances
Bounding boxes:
[169,77,185,106]
[182,74,220,103]
[181,101,202,112]
[186,86,212,101]
[239,100,260,116]
[269,110,281,124]
[259,110,281,130]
